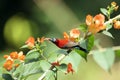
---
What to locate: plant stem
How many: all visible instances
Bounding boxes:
[89,46,120,55]
[105,14,120,25]
[54,69,58,80]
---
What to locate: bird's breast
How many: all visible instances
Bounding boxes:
[57,39,78,49]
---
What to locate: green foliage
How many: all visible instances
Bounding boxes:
[106,23,112,31]
[74,49,87,61]
[25,50,40,62]
[45,70,54,80]
[58,63,67,72]
[79,24,88,32]
[87,35,94,51]
[61,51,82,72]
[13,61,50,80]
[115,50,120,57]
[76,35,94,60]
[2,74,13,80]
[102,31,114,38]
[93,48,115,71]
[39,60,51,72]
[100,8,108,17]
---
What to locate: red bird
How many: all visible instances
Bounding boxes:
[47,38,88,53]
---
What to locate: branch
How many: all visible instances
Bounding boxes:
[105,14,120,25]
[38,70,49,80]
[89,46,120,55]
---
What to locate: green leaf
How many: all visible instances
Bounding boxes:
[100,8,108,16]
[25,50,40,62]
[12,63,24,79]
[78,24,88,32]
[115,50,120,57]
[23,62,43,77]
[27,49,38,55]
[79,40,87,50]
[59,64,67,69]
[61,51,82,72]
[40,42,47,49]
[13,61,51,79]
[87,35,94,51]
[47,49,67,62]
[74,49,87,61]
[102,31,114,38]
[20,45,28,49]
[58,63,67,72]
[93,48,115,71]
[13,61,43,79]
[40,60,51,72]
[2,74,14,80]
[45,70,54,80]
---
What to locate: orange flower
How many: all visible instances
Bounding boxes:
[3,60,13,71]
[114,6,119,11]
[86,14,93,26]
[3,51,25,71]
[3,55,9,59]
[67,63,74,74]
[93,14,105,26]
[111,2,117,7]
[63,29,80,42]
[63,32,69,40]
[10,52,18,59]
[113,20,120,29]
[37,37,45,43]
[86,14,106,34]
[18,51,25,61]
[25,37,35,49]
[70,28,80,38]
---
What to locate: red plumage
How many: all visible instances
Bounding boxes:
[48,38,88,53]
[54,39,69,48]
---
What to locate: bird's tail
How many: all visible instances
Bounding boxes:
[72,45,88,53]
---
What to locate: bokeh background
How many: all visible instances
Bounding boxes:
[0,0,120,80]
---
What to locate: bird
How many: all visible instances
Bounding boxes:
[46,38,88,53]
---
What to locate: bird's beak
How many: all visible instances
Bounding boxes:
[44,38,51,41]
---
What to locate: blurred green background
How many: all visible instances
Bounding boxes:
[0,0,120,80]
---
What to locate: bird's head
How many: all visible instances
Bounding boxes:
[49,38,57,43]
[44,38,57,43]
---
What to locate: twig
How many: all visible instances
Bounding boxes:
[105,14,120,25]
[38,70,49,80]
[89,46,120,55]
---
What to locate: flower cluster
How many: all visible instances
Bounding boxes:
[3,51,25,71]
[85,2,119,34]
[86,14,106,34]
[25,36,35,49]
[64,28,80,42]
[113,20,120,29]
[110,1,119,11]
[67,63,74,74]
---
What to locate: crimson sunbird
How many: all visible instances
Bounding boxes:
[46,38,88,53]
